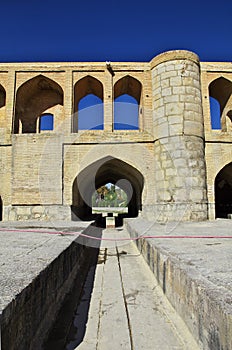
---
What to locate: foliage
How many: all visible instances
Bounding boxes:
[92,183,127,207]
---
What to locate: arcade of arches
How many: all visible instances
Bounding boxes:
[13,74,142,134]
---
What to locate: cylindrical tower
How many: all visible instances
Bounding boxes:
[150,50,208,222]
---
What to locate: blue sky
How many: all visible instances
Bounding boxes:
[1,0,232,63]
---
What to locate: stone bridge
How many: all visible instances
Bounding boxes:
[0,49,232,223]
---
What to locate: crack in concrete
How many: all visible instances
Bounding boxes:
[116,246,134,350]
[96,248,107,350]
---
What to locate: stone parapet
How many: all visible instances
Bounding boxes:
[143,202,208,222]
[4,205,71,221]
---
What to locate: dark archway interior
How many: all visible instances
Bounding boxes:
[0,85,6,109]
[71,156,144,225]
[209,77,232,113]
[215,162,232,218]
[0,196,2,221]
[114,75,142,104]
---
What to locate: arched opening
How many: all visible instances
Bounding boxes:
[92,183,128,208]
[209,96,221,129]
[209,77,232,130]
[114,76,141,130]
[78,94,103,130]
[0,85,6,109]
[39,113,54,132]
[0,196,2,221]
[215,162,232,218]
[114,94,139,130]
[92,182,129,226]
[73,76,103,132]
[71,156,144,225]
[0,85,6,124]
[14,75,63,133]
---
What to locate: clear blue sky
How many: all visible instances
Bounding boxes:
[1,0,232,63]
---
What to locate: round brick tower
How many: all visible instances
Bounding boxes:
[150,50,208,222]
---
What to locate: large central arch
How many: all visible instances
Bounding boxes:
[71,156,144,221]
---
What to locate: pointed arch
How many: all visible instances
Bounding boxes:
[114,76,142,130]
[215,162,232,218]
[39,113,54,132]
[209,96,221,129]
[71,156,144,221]
[209,77,232,130]
[14,75,63,133]
[73,76,103,131]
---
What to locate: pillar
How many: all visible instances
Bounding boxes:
[151,50,208,222]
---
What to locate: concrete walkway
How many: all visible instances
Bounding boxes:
[65,227,199,350]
